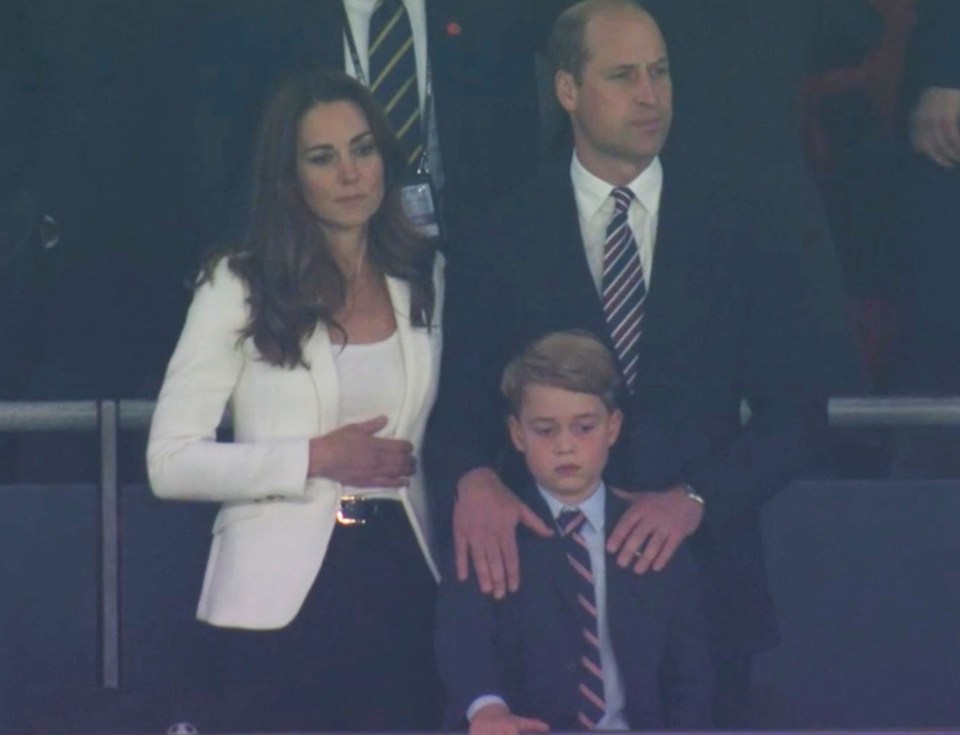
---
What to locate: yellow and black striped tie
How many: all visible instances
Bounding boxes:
[368,0,423,169]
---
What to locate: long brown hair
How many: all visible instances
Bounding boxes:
[207,69,435,367]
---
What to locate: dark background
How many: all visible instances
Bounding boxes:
[0,0,910,408]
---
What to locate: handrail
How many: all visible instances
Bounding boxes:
[4,397,960,432]
[0,401,100,431]
[0,400,123,689]
[3,394,960,692]
[828,396,960,426]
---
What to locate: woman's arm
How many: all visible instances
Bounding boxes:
[146,261,311,503]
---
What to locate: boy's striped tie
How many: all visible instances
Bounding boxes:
[557,509,606,729]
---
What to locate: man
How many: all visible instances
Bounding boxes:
[188,0,541,251]
[894,0,960,391]
[907,0,960,173]
[427,0,853,725]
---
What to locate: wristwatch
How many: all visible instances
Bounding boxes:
[682,483,705,507]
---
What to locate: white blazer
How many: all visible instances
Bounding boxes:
[147,255,444,630]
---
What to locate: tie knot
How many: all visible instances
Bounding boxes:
[556,509,586,537]
[611,186,634,214]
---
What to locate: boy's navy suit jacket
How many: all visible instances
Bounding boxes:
[435,483,712,731]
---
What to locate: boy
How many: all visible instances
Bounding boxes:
[435,331,711,733]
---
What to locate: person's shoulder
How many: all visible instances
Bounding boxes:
[663,156,775,253]
[192,252,251,311]
[605,486,698,579]
[450,163,568,273]
[515,484,557,552]
[488,159,572,220]
[603,484,632,521]
[661,153,746,208]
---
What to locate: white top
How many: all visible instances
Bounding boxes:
[571,153,664,294]
[340,0,444,190]
[334,330,405,498]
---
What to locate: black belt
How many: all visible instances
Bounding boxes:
[336,496,406,526]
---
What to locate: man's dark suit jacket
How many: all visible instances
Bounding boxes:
[435,484,712,731]
[426,156,854,656]
[190,0,540,249]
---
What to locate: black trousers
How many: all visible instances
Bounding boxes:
[188,505,441,732]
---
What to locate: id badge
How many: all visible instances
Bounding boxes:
[399,173,441,240]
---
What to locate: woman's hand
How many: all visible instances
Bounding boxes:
[308,416,415,487]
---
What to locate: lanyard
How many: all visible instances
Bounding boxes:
[339,1,433,175]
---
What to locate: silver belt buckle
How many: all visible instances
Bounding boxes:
[336,496,366,526]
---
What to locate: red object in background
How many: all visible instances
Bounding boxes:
[850,297,901,382]
[446,21,462,37]
[800,0,919,174]
[799,0,919,387]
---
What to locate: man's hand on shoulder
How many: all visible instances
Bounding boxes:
[470,702,550,735]
[607,486,704,574]
[910,87,960,169]
[455,468,553,599]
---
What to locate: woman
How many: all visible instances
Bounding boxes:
[147,70,443,731]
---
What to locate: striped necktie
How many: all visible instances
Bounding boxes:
[368,0,423,168]
[601,187,646,391]
[556,509,606,730]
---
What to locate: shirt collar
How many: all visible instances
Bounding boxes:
[570,152,663,220]
[538,481,606,534]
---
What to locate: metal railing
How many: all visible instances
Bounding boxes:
[2,395,960,690]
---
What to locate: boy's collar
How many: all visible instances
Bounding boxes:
[536,481,606,534]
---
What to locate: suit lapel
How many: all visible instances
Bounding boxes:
[548,540,583,620]
[533,165,609,341]
[385,275,423,439]
[633,166,694,369]
[521,483,584,618]
[303,323,340,435]
[604,490,655,649]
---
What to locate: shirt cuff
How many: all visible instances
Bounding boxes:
[467,695,508,721]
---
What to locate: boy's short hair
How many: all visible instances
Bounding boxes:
[501,330,621,416]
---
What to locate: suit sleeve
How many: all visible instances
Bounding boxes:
[435,553,512,726]
[425,218,517,532]
[658,547,713,729]
[146,261,310,503]
[683,182,859,530]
